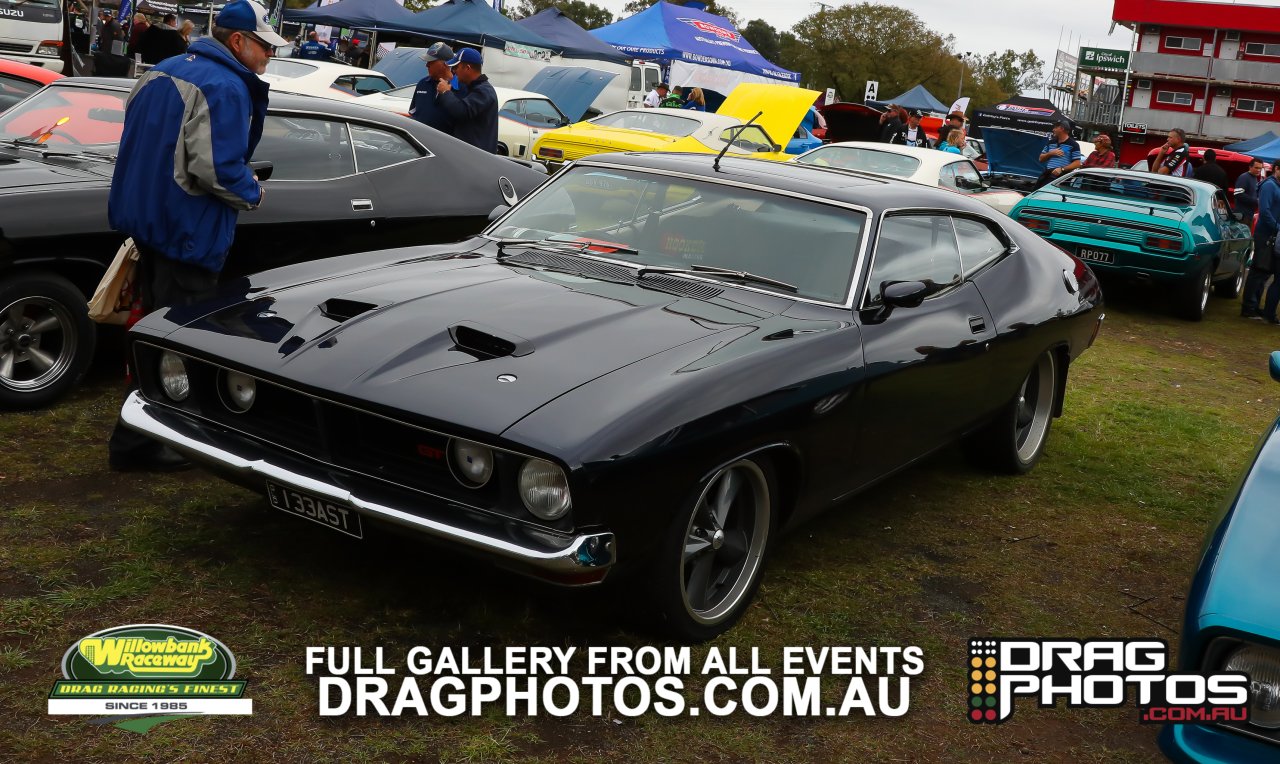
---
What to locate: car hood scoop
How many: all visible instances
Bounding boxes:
[173,257,775,434]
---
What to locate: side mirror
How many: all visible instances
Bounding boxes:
[772,143,782,153]
[882,280,929,308]
[1270,350,1280,382]
[488,204,511,222]
[250,160,274,182]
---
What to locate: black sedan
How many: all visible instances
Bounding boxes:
[118,152,1104,640]
[0,77,547,409]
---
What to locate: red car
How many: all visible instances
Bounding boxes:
[0,58,62,114]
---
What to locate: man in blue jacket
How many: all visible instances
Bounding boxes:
[408,41,457,134]
[295,30,330,60]
[106,0,279,470]
[1243,172,1280,323]
[436,47,498,152]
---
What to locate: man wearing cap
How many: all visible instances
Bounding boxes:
[436,47,498,153]
[408,42,457,134]
[644,82,668,109]
[1035,121,1083,188]
[105,0,282,471]
[296,30,331,61]
[889,110,929,148]
[934,112,965,149]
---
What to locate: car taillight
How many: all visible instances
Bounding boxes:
[538,147,563,159]
[1145,234,1183,251]
[1021,217,1050,232]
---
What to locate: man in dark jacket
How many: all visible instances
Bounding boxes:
[408,41,456,134]
[888,109,929,148]
[878,105,903,143]
[137,13,189,65]
[1243,172,1280,322]
[106,0,279,470]
[296,31,330,60]
[437,47,497,153]
[1235,158,1263,227]
[1193,148,1230,192]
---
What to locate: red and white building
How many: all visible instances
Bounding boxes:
[1112,0,1280,165]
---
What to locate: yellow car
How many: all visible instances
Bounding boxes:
[533,84,820,168]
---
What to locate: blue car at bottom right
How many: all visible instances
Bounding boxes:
[1161,351,1280,761]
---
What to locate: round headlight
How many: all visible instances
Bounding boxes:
[158,351,190,402]
[448,439,494,488]
[1224,644,1280,728]
[519,458,572,521]
[223,371,257,412]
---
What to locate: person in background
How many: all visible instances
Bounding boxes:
[1243,165,1280,321]
[659,85,684,108]
[935,112,965,149]
[1036,121,1082,187]
[1193,148,1230,193]
[408,42,456,134]
[1154,127,1191,176]
[1235,158,1263,231]
[296,30,330,60]
[437,47,498,152]
[137,13,188,65]
[1082,133,1118,168]
[106,0,280,470]
[878,104,904,143]
[644,82,668,108]
[939,129,964,154]
[889,109,929,148]
[683,88,706,112]
[180,19,196,44]
[128,12,149,50]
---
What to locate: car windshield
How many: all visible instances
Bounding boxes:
[590,111,701,137]
[0,84,127,150]
[1054,171,1196,206]
[265,60,318,79]
[488,165,868,303]
[795,146,921,178]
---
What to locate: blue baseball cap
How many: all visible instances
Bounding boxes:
[446,47,483,67]
[216,0,287,47]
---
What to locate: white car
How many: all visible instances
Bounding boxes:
[261,59,396,100]
[358,85,569,160]
[793,141,1025,215]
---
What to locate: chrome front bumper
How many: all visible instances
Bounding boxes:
[120,392,615,583]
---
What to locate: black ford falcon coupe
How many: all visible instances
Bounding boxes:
[119,152,1104,639]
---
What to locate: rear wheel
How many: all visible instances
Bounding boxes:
[1175,266,1212,321]
[968,351,1058,474]
[0,272,97,410]
[650,457,775,641]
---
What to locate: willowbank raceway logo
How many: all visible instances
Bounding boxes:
[48,624,252,733]
[966,638,1250,725]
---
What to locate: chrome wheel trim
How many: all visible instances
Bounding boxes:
[1014,352,1056,463]
[680,459,770,626]
[1199,270,1211,313]
[0,296,77,392]
[1235,263,1246,294]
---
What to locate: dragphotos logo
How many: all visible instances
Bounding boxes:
[677,17,739,41]
[967,638,1249,724]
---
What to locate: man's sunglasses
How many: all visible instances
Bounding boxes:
[241,32,273,53]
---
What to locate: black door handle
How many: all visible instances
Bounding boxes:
[968,316,986,334]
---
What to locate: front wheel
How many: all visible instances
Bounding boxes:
[1176,266,1212,321]
[968,350,1059,474]
[1214,252,1247,299]
[650,457,776,641]
[0,272,97,410]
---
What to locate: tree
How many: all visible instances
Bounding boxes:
[622,0,740,26]
[741,19,780,63]
[971,50,1045,100]
[509,0,615,28]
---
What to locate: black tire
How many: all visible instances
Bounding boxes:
[0,272,97,410]
[968,350,1058,475]
[649,456,777,642]
[1213,253,1247,299]
[1175,266,1213,321]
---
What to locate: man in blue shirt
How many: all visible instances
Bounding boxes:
[1243,170,1280,322]
[1035,121,1082,188]
[407,42,457,134]
[295,31,330,60]
[436,47,498,153]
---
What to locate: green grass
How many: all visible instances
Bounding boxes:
[1,292,1276,762]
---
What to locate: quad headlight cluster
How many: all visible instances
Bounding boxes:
[1220,642,1280,730]
[447,438,572,521]
[158,351,191,402]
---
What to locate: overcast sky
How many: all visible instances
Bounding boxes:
[592,0,1136,90]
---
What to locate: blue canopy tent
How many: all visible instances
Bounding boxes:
[590,0,798,94]
[409,0,561,50]
[283,0,419,31]
[516,7,630,65]
[1240,135,1280,164]
[1225,131,1279,154]
[868,84,948,115]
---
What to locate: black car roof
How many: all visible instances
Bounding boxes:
[582,152,1004,217]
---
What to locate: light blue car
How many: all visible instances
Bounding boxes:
[1159,351,1280,761]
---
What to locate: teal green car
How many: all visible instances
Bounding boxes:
[1010,169,1252,321]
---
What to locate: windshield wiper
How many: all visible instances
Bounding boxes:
[494,237,639,258]
[635,265,798,292]
[0,139,115,162]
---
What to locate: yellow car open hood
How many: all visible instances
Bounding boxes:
[717,84,821,149]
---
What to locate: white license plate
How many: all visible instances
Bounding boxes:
[1078,247,1115,264]
[266,480,362,539]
